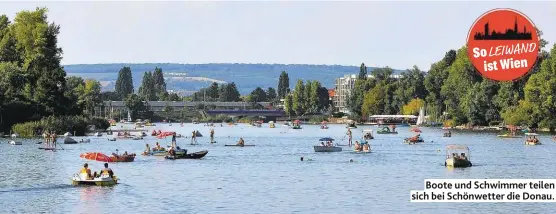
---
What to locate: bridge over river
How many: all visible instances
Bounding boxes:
[205,109,285,121]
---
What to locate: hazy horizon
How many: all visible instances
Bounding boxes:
[1,1,554,70]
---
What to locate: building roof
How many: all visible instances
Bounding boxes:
[328,89,335,97]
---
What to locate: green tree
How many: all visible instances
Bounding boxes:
[248,87,267,103]
[441,46,482,125]
[358,63,367,80]
[124,94,145,119]
[277,71,290,99]
[424,50,456,121]
[115,66,133,100]
[79,79,102,116]
[266,87,277,102]
[227,82,241,101]
[138,71,156,101]
[304,80,313,112]
[284,94,294,117]
[207,82,219,100]
[317,86,330,111]
[152,67,166,99]
[163,102,174,120]
[362,83,387,117]
[402,98,425,115]
[292,80,305,115]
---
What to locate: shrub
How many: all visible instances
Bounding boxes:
[11,115,105,137]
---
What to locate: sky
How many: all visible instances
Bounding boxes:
[0,1,555,70]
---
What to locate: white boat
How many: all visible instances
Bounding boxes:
[314,146,342,152]
[9,140,22,145]
[71,173,118,186]
[108,137,116,141]
[416,107,425,126]
[64,132,72,137]
[94,132,102,137]
[11,133,19,138]
[525,133,541,145]
[445,144,472,167]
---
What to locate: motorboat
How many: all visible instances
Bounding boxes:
[165,150,208,159]
[111,153,136,162]
[11,133,19,138]
[525,133,541,145]
[9,140,22,145]
[108,137,116,141]
[314,137,342,152]
[71,173,118,186]
[445,144,472,167]
[94,132,102,137]
[314,145,342,152]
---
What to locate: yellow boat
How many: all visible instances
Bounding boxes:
[71,174,118,186]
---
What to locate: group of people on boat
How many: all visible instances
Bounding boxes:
[407,134,421,142]
[79,163,114,180]
[450,153,468,161]
[42,130,58,148]
[526,135,539,143]
[151,130,162,136]
[320,141,334,147]
[363,132,373,139]
[354,141,370,152]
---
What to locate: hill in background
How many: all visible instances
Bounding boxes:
[63,63,406,95]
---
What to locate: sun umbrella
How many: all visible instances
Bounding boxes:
[319,137,335,141]
[80,152,113,162]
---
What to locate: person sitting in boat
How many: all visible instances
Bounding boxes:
[123,151,129,156]
[321,142,325,146]
[167,146,176,157]
[237,138,245,146]
[80,163,93,180]
[459,153,467,160]
[391,125,396,132]
[362,143,370,151]
[410,134,421,141]
[95,163,114,178]
[354,141,360,151]
[153,142,162,151]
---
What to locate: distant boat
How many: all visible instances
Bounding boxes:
[416,107,425,126]
[9,140,22,145]
[64,132,73,137]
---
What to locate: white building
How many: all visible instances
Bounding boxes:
[333,73,403,114]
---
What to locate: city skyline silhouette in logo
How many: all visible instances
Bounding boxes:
[473,17,532,40]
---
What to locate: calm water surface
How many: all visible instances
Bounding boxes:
[1,123,556,213]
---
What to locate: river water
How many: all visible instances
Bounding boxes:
[1,123,556,213]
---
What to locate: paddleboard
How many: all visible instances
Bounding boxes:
[224,145,255,147]
[38,147,56,150]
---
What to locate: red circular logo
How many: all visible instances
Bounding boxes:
[467,8,539,81]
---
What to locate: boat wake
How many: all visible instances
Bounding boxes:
[0,184,74,193]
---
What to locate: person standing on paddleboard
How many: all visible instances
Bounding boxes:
[210,128,215,143]
[171,132,177,148]
[347,128,352,147]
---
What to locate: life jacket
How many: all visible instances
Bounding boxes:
[101,168,112,175]
[80,167,88,174]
